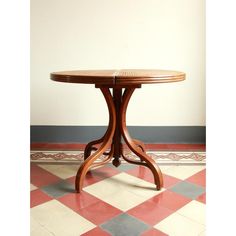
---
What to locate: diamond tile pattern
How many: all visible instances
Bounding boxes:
[186,169,206,187]
[31,163,206,235]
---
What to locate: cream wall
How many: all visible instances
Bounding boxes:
[31,0,205,126]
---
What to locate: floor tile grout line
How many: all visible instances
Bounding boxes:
[174,211,206,227]
[32,216,56,236]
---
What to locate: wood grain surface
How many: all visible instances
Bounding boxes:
[51,69,185,85]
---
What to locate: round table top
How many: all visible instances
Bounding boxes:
[51,69,185,85]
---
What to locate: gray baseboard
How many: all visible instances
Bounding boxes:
[30,126,206,144]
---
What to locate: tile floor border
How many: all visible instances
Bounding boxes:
[31,150,206,164]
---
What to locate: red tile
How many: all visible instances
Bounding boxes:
[145,143,206,151]
[127,200,173,225]
[84,171,103,186]
[186,169,206,187]
[81,227,111,236]
[58,191,100,210]
[196,192,206,204]
[77,201,122,225]
[126,166,154,183]
[148,190,191,211]
[30,189,52,208]
[163,174,181,188]
[65,176,75,186]
[141,228,168,236]
[93,165,120,178]
[66,174,102,188]
[30,164,61,187]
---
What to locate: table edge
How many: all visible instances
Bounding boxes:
[50,71,185,85]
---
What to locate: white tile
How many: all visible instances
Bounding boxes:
[31,184,37,191]
[84,177,122,199]
[112,173,164,198]
[177,200,205,225]
[84,173,141,198]
[102,189,147,211]
[126,178,165,198]
[159,165,174,172]
[109,172,143,186]
[154,213,205,236]
[85,172,164,207]
[31,200,95,236]
[198,230,206,236]
[39,164,78,179]
[31,217,53,236]
[161,165,205,180]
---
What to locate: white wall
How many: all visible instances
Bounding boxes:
[31,0,205,126]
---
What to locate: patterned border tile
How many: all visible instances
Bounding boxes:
[31,151,205,164]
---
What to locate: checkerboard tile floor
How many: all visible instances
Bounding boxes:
[31,163,206,236]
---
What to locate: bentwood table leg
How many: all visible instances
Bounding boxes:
[112,88,122,167]
[83,89,122,162]
[120,88,163,190]
[75,87,116,193]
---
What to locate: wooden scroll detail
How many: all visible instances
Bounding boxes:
[133,139,146,153]
[84,132,113,159]
[84,136,106,160]
[89,146,114,169]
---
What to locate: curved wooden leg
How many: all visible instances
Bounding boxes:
[89,145,114,169]
[75,88,116,192]
[84,131,107,160]
[132,139,146,162]
[120,88,163,190]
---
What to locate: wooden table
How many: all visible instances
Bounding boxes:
[51,69,185,193]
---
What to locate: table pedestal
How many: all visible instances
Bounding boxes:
[75,85,163,193]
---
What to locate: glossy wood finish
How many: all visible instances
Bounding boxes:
[116,69,185,85]
[112,88,122,167]
[51,69,185,85]
[51,69,185,193]
[75,87,116,192]
[120,88,163,189]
